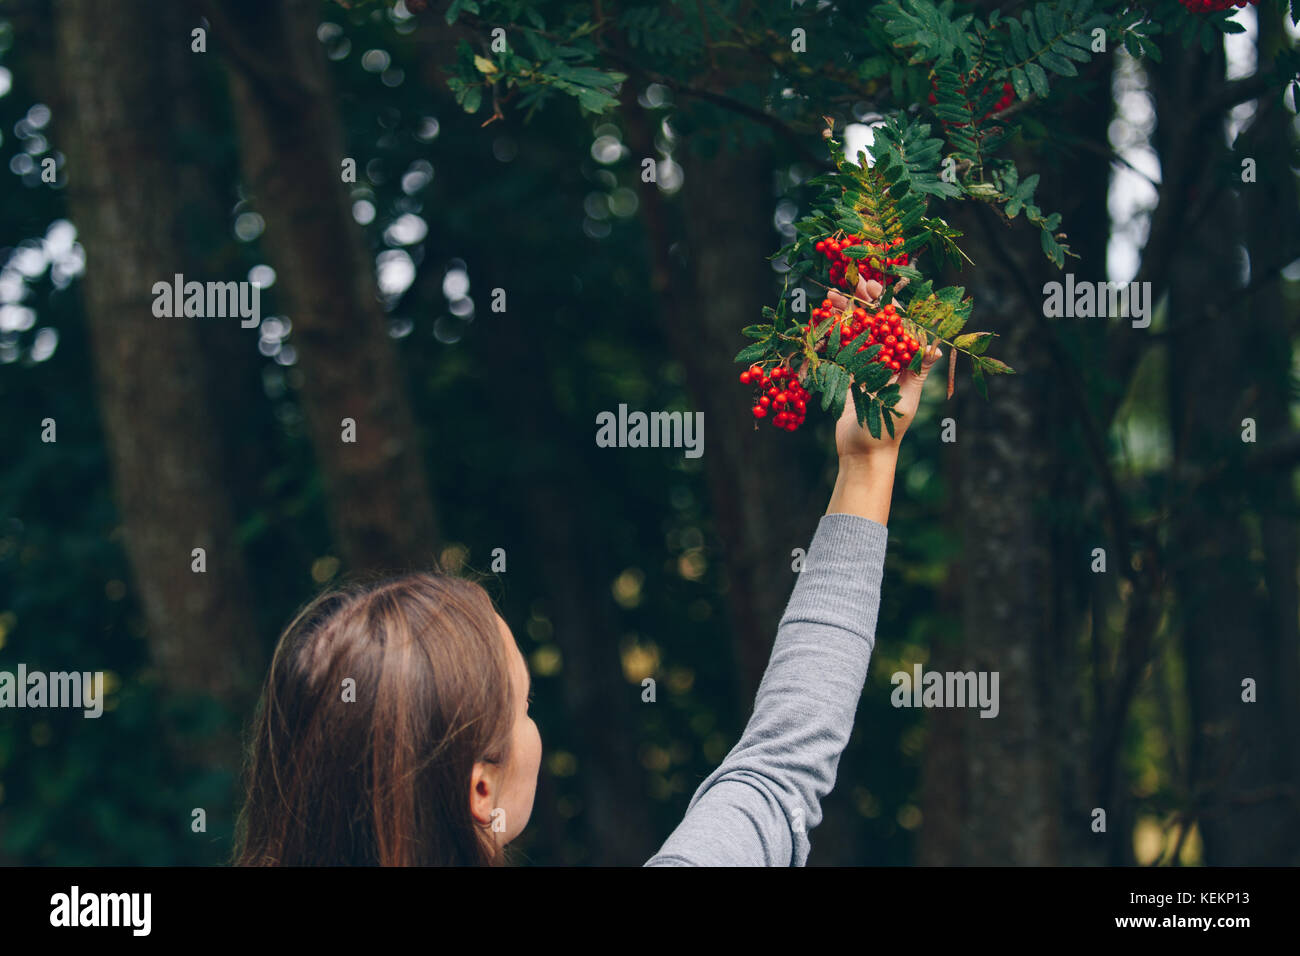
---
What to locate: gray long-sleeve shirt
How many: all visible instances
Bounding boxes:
[645,512,888,866]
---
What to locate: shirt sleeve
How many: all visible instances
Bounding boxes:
[644,512,888,866]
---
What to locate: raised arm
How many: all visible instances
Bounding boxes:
[645,304,940,866]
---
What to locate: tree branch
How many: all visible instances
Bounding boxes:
[1067,135,1161,190]
[600,46,832,170]
[1199,70,1291,123]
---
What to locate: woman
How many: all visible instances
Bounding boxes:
[233,280,942,866]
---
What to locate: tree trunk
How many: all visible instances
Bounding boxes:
[210,0,439,572]
[1154,23,1300,864]
[1241,12,1300,862]
[919,57,1114,864]
[53,0,263,709]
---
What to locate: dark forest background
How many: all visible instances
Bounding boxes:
[0,0,1298,865]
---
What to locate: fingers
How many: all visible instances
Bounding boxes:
[912,344,943,375]
[896,344,943,388]
[829,277,885,312]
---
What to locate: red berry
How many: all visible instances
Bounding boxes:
[753,406,766,419]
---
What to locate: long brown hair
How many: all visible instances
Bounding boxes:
[233,573,515,865]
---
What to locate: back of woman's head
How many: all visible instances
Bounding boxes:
[233,573,514,866]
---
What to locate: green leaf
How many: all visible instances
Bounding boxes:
[734,341,769,364]
[819,365,842,411]
[1025,62,1049,97]
[1010,66,1031,100]
[865,397,882,440]
[845,343,885,377]
[852,381,871,427]
[908,348,925,371]
[971,360,989,400]
[861,359,892,392]
[1059,37,1093,62]
[1025,13,1042,50]
[462,85,483,113]
[828,372,849,419]
[1041,228,1063,267]
[837,328,874,362]
[577,87,616,113]
[812,362,829,392]
[936,285,969,307]
[1039,50,1078,76]
[1035,3,1056,43]
[908,278,935,303]
[936,312,967,338]
[953,331,994,354]
[742,324,774,339]
[811,310,839,344]
[1008,18,1030,60]
[882,403,897,439]
[886,263,924,280]
[978,356,1015,374]
[900,205,927,234]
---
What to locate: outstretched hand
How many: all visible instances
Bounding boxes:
[826,275,942,459]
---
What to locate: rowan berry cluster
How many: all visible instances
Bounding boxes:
[1176,0,1255,10]
[805,300,919,374]
[814,235,908,290]
[739,364,809,431]
[991,82,1015,113]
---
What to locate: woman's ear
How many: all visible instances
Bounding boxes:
[469,759,499,829]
